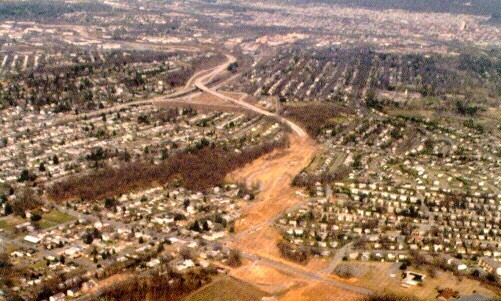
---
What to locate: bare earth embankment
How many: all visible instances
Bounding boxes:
[222,133,364,301]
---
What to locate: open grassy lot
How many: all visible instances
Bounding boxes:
[0,182,10,194]
[0,215,26,232]
[0,210,74,235]
[0,241,18,254]
[39,210,75,229]
[345,261,497,300]
[183,276,269,301]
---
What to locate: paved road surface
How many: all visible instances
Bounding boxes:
[189,53,377,296]
[192,54,307,138]
[38,48,374,298]
[243,252,374,295]
[196,83,307,137]
[52,53,234,124]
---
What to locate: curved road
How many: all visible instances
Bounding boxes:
[192,54,307,138]
[53,50,306,139]
[52,51,232,124]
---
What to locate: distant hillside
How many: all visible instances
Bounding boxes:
[0,0,113,21]
[487,13,501,24]
[290,0,501,17]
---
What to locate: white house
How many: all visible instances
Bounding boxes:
[24,235,41,244]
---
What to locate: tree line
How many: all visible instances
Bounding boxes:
[48,136,288,202]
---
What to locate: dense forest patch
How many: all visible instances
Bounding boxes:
[48,137,289,201]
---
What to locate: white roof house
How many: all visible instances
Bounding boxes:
[24,235,41,244]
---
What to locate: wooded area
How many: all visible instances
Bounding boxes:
[49,137,288,202]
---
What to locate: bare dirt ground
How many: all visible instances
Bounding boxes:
[86,273,134,294]
[279,281,362,301]
[227,134,317,233]
[155,92,246,113]
[219,91,258,105]
[231,262,300,295]
[229,261,362,301]
[223,133,364,301]
[190,91,235,104]
[350,261,499,300]
[220,91,247,100]
[184,275,269,301]
[225,133,316,256]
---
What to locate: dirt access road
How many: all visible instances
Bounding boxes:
[53,36,367,298]
[228,134,316,234]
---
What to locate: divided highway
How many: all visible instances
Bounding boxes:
[192,54,307,138]
[53,49,307,139]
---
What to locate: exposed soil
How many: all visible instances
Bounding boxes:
[228,134,317,233]
[222,130,365,301]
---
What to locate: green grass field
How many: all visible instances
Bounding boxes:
[39,210,75,228]
[0,215,25,232]
[0,210,74,233]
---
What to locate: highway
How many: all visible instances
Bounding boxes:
[184,53,307,138]
[191,53,373,296]
[51,49,307,139]
[51,53,232,124]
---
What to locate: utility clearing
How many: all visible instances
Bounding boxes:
[222,132,363,300]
